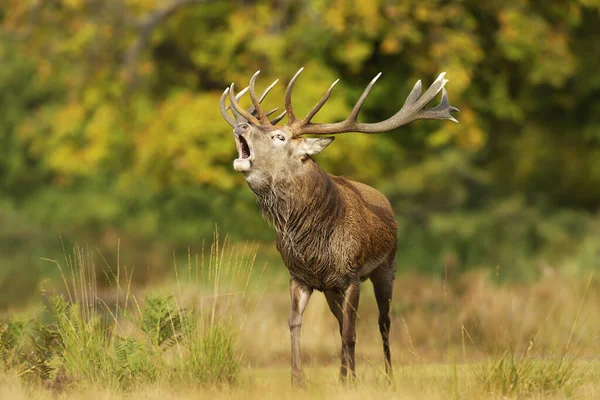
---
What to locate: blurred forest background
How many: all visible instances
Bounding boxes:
[1,0,600,309]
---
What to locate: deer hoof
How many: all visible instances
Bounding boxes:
[291,373,307,388]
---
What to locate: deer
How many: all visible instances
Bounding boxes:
[218,69,458,386]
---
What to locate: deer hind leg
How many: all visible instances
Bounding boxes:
[370,262,395,380]
[289,278,313,387]
[324,290,346,378]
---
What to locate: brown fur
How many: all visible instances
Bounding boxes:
[252,160,397,291]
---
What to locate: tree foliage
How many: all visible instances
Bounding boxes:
[1,0,600,280]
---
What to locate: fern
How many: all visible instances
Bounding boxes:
[114,337,156,387]
[140,293,184,349]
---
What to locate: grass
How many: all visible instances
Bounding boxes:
[0,363,599,400]
[473,276,593,398]
[477,351,583,397]
[0,233,599,398]
[0,231,255,392]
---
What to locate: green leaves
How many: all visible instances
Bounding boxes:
[140,293,183,349]
[1,0,600,276]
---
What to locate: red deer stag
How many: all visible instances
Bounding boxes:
[219,69,458,385]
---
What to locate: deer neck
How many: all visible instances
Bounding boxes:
[250,160,343,235]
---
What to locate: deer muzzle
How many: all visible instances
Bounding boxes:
[233,134,253,172]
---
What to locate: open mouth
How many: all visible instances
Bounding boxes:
[233,135,253,172]
[238,135,251,159]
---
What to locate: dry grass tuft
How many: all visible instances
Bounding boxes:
[476,350,583,397]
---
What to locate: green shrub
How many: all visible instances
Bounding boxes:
[0,238,251,391]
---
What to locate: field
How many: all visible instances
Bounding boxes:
[2,363,600,400]
[1,237,598,399]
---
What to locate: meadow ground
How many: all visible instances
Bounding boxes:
[1,238,598,399]
[2,362,600,400]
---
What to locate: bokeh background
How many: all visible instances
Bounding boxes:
[1,0,600,309]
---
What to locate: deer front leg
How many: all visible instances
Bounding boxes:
[288,278,313,387]
[341,280,360,381]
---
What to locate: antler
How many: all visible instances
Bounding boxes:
[284,69,459,136]
[219,71,287,128]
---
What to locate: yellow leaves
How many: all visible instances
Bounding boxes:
[85,105,117,164]
[529,31,577,87]
[44,103,117,176]
[498,9,546,60]
[333,39,373,73]
[126,0,161,15]
[414,2,432,22]
[60,0,85,10]
[16,99,119,178]
[354,0,380,38]
[60,21,98,55]
[52,103,85,139]
[381,35,401,54]
[429,29,482,102]
[415,1,462,25]
[497,8,576,87]
[36,59,53,82]
[323,0,382,37]
[580,0,600,8]
[3,0,595,202]
[2,0,36,32]
[453,109,485,151]
[441,65,473,96]
[431,30,483,66]
[380,18,420,55]
[16,117,37,142]
[134,91,238,190]
[228,10,257,45]
[428,108,485,151]
[83,88,102,109]
[323,0,347,34]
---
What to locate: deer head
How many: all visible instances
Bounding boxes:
[219,69,459,188]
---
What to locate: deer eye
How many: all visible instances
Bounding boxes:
[272,134,285,142]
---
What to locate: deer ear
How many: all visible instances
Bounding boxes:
[297,137,335,157]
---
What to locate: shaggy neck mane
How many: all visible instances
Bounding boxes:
[251,161,344,259]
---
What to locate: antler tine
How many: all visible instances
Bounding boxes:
[403,79,422,108]
[366,71,456,128]
[236,86,249,101]
[265,108,279,117]
[258,79,279,103]
[424,88,460,122]
[220,87,236,127]
[347,72,382,122]
[229,83,260,125]
[226,78,280,124]
[226,86,250,122]
[248,77,279,120]
[299,79,340,127]
[292,71,459,135]
[284,67,304,124]
[414,72,448,109]
[249,71,269,123]
[270,110,287,125]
